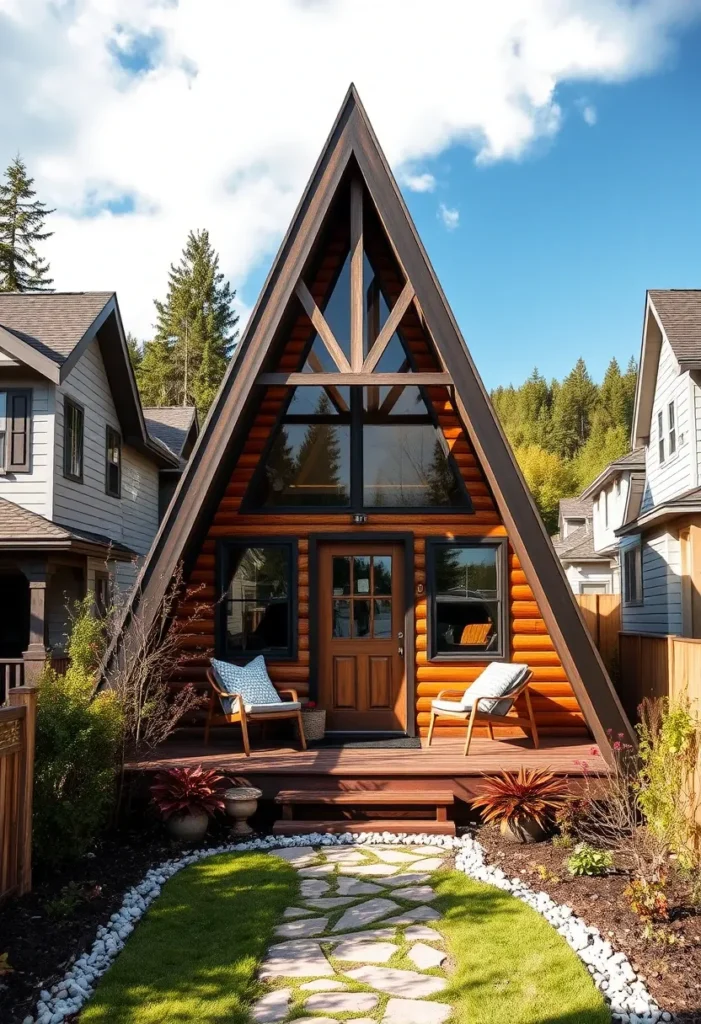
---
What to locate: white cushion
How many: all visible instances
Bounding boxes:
[459,662,529,715]
[431,699,467,714]
[246,701,301,714]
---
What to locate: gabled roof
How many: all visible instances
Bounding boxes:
[616,483,701,536]
[553,524,611,563]
[100,85,634,754]
[144,406,199,461]
[559,498,592,520]
[0,292,179,469]
[0,497,136,558]
[579,448,646,500]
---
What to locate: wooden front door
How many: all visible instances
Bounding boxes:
[318,543,406,732]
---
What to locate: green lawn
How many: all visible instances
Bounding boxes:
[80,850,610,1024]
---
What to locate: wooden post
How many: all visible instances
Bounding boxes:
[8,685,37,894]
[21,568,49,686]
[350,177,364,372]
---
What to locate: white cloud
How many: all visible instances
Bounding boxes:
[438,203,460,231]
[0,0,698,337]
[582,104,598,126]
[400,171,437,193]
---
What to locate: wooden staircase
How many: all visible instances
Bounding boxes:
[272,789,456,835]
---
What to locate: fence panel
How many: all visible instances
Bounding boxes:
[574,594,621,675]
[0,686,37,901]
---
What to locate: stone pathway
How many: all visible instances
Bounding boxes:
[253,842,453,1024]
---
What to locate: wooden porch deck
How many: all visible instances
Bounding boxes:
[127,734,607,805]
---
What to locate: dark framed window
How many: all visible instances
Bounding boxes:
[0,389,32,472]
[105,425,122,497]
[622,541,643,606]
[658,410,665,464]
[217,540,297,661]
[427,539,507,661]
[63,397,84,482]
[668,400,676,456]
[94,573,111,618]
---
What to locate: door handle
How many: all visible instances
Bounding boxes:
[398,646,404,656]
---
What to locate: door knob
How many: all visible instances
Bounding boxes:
[398,646,404,656]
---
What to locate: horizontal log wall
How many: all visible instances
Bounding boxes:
[171,204,588,739]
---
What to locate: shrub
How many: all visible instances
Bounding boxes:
[624,877,669,926]
[471,767,570,832]
[566,843,613,876]
[150,766,226,820]
[33,599,122,869]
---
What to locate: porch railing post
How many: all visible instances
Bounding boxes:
[8,685,38,894]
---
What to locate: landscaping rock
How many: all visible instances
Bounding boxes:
[382,997,452,1024]
[283,907,313,918]
[304,991,379,1013]
[391,885,436,902]
[408,942,447,969]
[332,897,400,932]
[299,979,348,992]
[339,863,400,877]
[346,965,447,997]
[372,849,422,864]
[251,987,291,1022]
[300,879,330,898]
[260,940,334,979]
[336,877,384,896]
[408,857,445,871]
[274,916,328,939]
[304,896,357,909]
[385,905,441,925]
[298,865,336,876]
[383,873,431,887]
[404,924,443,942]
[333,939,398,962]
[325,927,396,944]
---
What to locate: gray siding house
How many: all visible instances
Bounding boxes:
[0,292,197,684]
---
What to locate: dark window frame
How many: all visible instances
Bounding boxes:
[215,538,298,662]
[668,400,677,456]
[63,397,85,483]
[94,572,112,618]
[105,425,122,498]
[243,384,473,515]
[622,540,643,607]
[0,388,32,473]
[426,537,509,663]
[658,410,665,465]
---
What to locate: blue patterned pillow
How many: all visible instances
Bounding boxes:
[211,656,280,714]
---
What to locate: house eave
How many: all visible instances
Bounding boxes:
[615,501,701,537]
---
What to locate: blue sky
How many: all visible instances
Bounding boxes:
[241,26,701,392]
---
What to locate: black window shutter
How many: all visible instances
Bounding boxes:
[8,390,31,472]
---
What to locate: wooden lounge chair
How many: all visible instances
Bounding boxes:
[205,668,307,756]
[458,623,492,646]
[426,663,537,755]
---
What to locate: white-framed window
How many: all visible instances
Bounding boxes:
[668,400,676,456]
[622,541,643,606]
[658,410,665,464]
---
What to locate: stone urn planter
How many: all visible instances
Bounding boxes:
[166,810,209,843]
[301,708,326,743]
[224,786,263,836]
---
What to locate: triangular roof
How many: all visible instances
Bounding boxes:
[103,85,633,755]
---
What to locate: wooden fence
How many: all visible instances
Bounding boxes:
[574,594,621,675]
[0,686,37,901]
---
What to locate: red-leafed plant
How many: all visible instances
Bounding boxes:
[472,767,570,833]
[303,701,317,711]
[150,766,226,820]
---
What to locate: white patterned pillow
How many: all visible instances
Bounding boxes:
[211,656,280,714]
[460,662,529,715]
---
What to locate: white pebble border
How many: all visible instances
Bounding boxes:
[25,831,672,1024]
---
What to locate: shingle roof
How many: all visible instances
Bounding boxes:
[648,290,701,364]
[0,292,113,364]
[553,524,609,562]
[559,498,592,519]
[0,497,135,556]
[143,407,197,458]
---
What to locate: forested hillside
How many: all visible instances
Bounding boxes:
[490,357,638,532]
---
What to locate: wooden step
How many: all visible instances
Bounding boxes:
[275,789,454,806]
[272,818,456,836]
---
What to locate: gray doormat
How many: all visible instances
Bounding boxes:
[310,736,422,750]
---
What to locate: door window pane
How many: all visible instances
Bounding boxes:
[332,556,351,595]
[354,556,371,594]
[225,545,291,656]
[333,600,351,637]
[373,556,392,594]
[363,424,464,507]
[373,599,392,638]
[431,544,502,658]
[353,599,371,638]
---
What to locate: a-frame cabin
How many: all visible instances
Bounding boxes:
[117,87,632,823]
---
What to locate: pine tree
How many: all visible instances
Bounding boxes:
[550,358,598,458]
[126,332,142,373]
[152,229,238,414]
[597,358,628,432]
[136,337,175,407]
[0,155,54,292]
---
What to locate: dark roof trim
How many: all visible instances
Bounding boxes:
[58,294,118,382]
[99,84,634,757]
[0,323,61,383]
[0,537,136,559]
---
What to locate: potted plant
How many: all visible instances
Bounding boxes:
[150,766,226,842]
[301,700,326,743]
[471,767,570,843]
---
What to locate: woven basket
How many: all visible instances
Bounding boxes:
[301,709,326,742]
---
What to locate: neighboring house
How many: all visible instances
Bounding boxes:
[554,451,646,595]
[143,406,199,520]
[0,292,195,681]
[101,86,631,754]
[615,289,701,637]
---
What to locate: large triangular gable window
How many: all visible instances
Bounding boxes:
[249,176,470,512]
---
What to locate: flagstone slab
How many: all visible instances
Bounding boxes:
[382,997,452,1024]
[251,988,292,1023]
[391,885,437,902]
[408,942,448,969]
[274,916,329,940]
[321,849,368,864]
[337,877,384,896]
[324,927,396,944]
[299,979,348,992]
[383,873,431,887]
[345,965,447,998]
[339,863,399,877]
[332,897,399,932]
[371,849,422,864]
[283,906,313,919]
[260,940,334,979]
[409,845,450,857]
[404,924,443,942]
[299,864,336,876]
[407,857,445,872]
[385,906,441,925]
[333,939,398,963]
[304,992,379,1014]
[269,848,318,866]
[305,896,357,910]
[300,879,330,897]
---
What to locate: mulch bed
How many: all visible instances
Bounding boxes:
[0,824,235,1024]
[477,824,701,1023]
